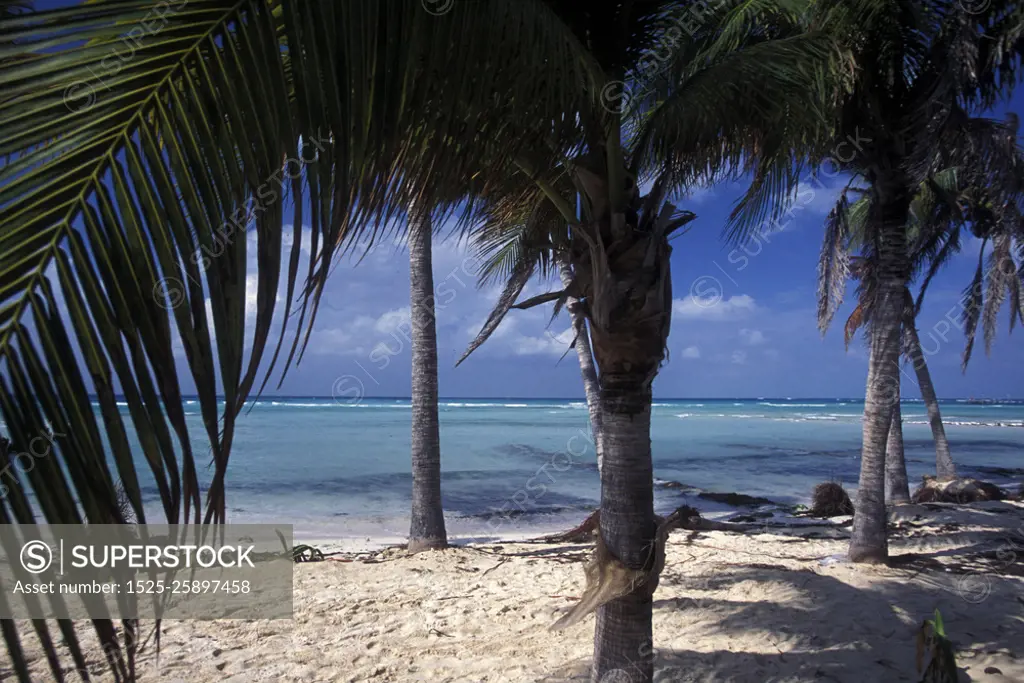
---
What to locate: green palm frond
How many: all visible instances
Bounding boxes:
[470,178,569,288]
[0,2,312,676]
[458,169,575,365]
[633,28,849,241]
[1008,258,1023,333]
[972,1,1024,107]
[456,256,538,368]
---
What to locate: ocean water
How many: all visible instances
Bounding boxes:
[101,397,1024,540]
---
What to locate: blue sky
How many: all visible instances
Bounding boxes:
[26,0,1018,400]
[164,92,1024,401]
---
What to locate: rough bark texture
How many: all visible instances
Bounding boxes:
[905,321,956,480]
[558,258,604,473]
[592,386,655,683]
[850,189,910,564]
[884,396,911,505]
[408,209,447,552]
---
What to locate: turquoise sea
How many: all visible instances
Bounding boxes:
[103,397,1024,540]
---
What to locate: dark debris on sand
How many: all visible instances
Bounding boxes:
[810,481,854,517]
[912,476,1006,504]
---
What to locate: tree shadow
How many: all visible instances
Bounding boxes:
[547,560,1024,682]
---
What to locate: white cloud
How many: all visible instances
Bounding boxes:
[731,350,748,365]
[788,178,850,219]
[673,294,757,321]
[374,307,411,334]
[463,314,517,343]
[306,308,415,357]
[681,182,717,205]
[314,327,359,352]
[739,328,767,346]
[512,329,574,356]
[681,345,701,359]
[242,273,283,322]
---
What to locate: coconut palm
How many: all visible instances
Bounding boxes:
[0,0,593,677]
[901,119,1024,472]
[822,191,956,494]
[822,116,1024,509]
[901,145,1024,474]
[468,202,606,471]
[885,387,911,504]
[455,3,846,676]
[408,207,448,551]
[560,256,606,471]
[809,0,1024,563]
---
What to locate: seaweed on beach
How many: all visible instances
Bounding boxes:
[912,477,1005,504]
[291,545,326,563]
[810,482,854,517]
[274,529,325,563]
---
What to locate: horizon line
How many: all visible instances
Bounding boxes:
[120,395,1024,401]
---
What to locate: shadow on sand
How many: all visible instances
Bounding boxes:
[543,508,1023,682]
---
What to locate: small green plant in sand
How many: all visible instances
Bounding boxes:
[916,609,958,683]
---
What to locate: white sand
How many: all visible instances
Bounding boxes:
[6,501,1024,682]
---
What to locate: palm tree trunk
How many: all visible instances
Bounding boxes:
[850,191,910,563]
[885,393,910,505]
[408,207,447,552]
[592,377,655,682]
[904,320,956,480]
[558,258,604,472]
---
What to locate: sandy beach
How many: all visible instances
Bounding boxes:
[4,500,1022,682]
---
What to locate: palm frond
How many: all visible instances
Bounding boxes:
[817,192,852,333]
[1009,258,1023,333]
[844,300,866,350]
[983,234,1013,353]
[456,256,537,367]
[632,28,849,241]
[961,237,988,370]
[914,228,962,315]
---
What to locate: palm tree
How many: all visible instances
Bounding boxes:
[823,193,957,492]
[900,146,1024,481]
[0,1,592,677]
[809,0,1023,563]
[408,206,448,551]
[560,256,605,471]
[467,205,605,471]
[901,146,1024,481]
[456,3,844,676]
[823,118,1024,509]
[885,388,911,504]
